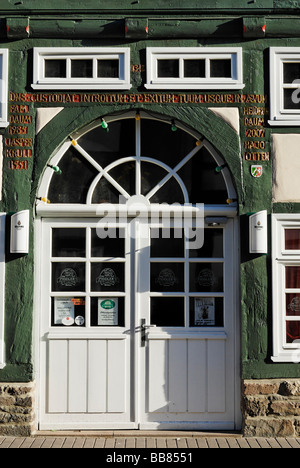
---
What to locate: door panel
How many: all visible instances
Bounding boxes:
[39,217,238,431]
[40,219,134,430]
[139,219,236,430]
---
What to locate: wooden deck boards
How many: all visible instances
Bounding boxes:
[1,434,300,448]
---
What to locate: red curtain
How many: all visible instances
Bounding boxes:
[285,266,300,342]
[286,321,300,343]
[285,229,300,250]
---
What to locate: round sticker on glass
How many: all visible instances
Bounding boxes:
[62,316,75,326]
[75,315,85,326]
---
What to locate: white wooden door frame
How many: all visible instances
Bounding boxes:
[136,217,240,430]
[35,215,241,431]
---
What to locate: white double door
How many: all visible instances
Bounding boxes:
[39,216,239,431]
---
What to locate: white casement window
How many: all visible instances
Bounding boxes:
[0,214,5,369]
[269,47,300,126]
[0,50,9,128]
[32,47,131,90]
[272,214,300,362]
[145,47,244,90]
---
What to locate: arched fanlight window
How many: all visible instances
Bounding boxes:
[42,111,236,206]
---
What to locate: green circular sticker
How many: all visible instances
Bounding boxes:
[101,300,115,309]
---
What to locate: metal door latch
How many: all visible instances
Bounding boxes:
[141,319,156,346]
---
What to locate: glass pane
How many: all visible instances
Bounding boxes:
[149,177,185,204]
[71,59,93,78]
[184,59,205,78]
[190,297,223,327]
[141,119,195,169]
[157,59,180,78]
[286,266,300,289]
[48,146,98,203]
[283,62,300,84]
[109,162,136,196]
[45,59,66,78]
[141,161,168,197]
[210,59,232,78]
[91,263,125,292]
[151,229,185,258]
[79,119,136,169]
[51,297,85,327]
[286,321,300,343]
[52,228,86,257]
[92,177,121,204]
[151,297,185,326]
[285,229,300,250]
[178,147,228,204]
[189,263,223,292]
[91,297,124,327]
[286,293,300,316]
[151,263,184,292]
[284,88,300,110]
[189,228,223,258]
[52,262,85,292]
[91,228,125,258]
[98,59,119,78]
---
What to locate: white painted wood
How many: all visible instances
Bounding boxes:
[68,340,88,413]
[107,340,127,413]
[87,340,107,413]
[48,340,68,413]
[146,47,244,90]
[187,340,207,413]
[207,339,226,413]
[148,340,168,413]
[169,340,187,413]
[38,210,239,430]
[32,47,131,90]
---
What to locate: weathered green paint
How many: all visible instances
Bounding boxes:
[0,0,277,14]
[4,17,300,40]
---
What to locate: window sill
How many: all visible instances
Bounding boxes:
[268,119,300,127]
[145,83,245,91]
[271,354,300,363]
[32,83,132,91]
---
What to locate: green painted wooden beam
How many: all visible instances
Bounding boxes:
[4,16,300,39]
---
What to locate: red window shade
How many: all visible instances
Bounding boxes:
[286,293,300,316]
[285,229,300,250]
[286,266,300,289]
[286,321,300,343]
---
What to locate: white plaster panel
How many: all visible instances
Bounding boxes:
[208,107,240,134]
[273,134,300,202]
[36,107,64,134]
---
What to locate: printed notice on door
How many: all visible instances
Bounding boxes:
[98,298,118,326]
[194,298,215,326]
[54,297,75,325]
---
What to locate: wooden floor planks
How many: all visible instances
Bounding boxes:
[0,435,300,448]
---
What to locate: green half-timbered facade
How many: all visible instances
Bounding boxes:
[1,0,300,436]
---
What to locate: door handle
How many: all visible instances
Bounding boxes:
[141,319,156,346]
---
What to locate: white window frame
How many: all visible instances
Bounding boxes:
[272,214,300,362]
[0,214,6,369]
[32,47,131,90]
[0,50,9,128]
[145,47,244,90]
[269,47,300,126]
